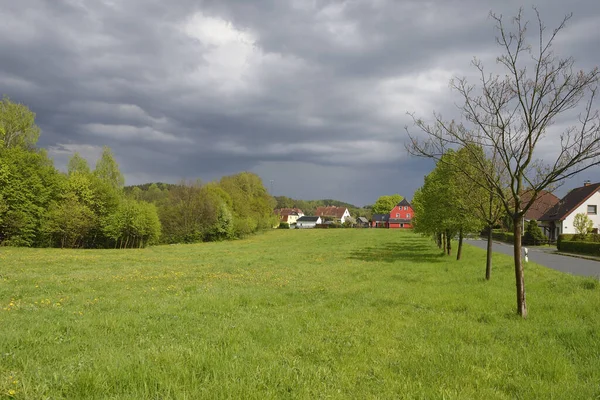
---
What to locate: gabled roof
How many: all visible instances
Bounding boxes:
[315,206,348,219]
[357,217,369,223]
[372,214,389,222]
[539,182,600,221]
[520,190,560,220]
[396,199,412,207]
[297,216,320,222]
[274,208,303,216]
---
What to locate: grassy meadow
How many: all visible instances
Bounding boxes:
[1,229,599,399]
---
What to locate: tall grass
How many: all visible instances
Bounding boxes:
[1,229,599,399]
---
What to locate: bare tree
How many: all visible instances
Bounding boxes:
[407,9,600,318]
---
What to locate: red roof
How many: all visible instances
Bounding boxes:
[314,206,347,219]
[274,208,303,216]
[520,190,560,220]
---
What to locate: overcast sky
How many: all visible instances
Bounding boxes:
[1,0,599,206]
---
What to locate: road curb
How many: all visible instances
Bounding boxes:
[553,252,600,263]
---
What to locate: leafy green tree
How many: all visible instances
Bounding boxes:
[103,198,161,248]
[413,150,483,258]
[412,166,453,253]
[0,147,62,246]
[42,196,96,248]
[94,146,125,190]
[343,216,356,228]
[129,186,143,200]
[219,172,277,237]
[275,196,295,209]
[202,183,234,241]
[67,152,90,175]
[524,220,545,244]
[372,194,403,214]
[145,183,166,203]
[156,180,235,244]
[204,202,234,240]
[158,181,205,243]
[449,145,501,265]
[573,213,593,237]
[58,167,121,248]
[0,96,40,149]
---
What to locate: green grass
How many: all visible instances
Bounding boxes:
[1,230,599,399]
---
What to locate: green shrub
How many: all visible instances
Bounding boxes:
[278,222,289,229]
[491,230,516,243]
[557,234,577,250]
[523,220,544,245]
[559,240,600,256]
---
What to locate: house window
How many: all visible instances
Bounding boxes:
[396,213,400,217]
[588,205,597,215]
[407,213,410,218]
[404,206,408,210]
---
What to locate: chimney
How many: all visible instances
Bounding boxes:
[584,180,591,186]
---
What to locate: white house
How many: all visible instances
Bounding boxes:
[296,216,322,229]
[314,206,351,224]
[538,181,600,239]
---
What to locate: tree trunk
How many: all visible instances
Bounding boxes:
[446,230,451,256]
[486,224,493,280]
[513,217,527,318]
[442,233,446,254]
[436,233,442,248]
[456,229,463,260]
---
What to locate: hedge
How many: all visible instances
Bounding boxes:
[491,230,516,243]
[557,233,600,254]
[558,240,600,256]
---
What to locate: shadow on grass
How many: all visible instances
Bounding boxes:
[347,240,445,264]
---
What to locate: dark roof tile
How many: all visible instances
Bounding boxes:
[397,199,412,207]
[539,183,600,221]
[297,216,320,222]
[372,214,389,222]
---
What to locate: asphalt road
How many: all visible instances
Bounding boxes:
[465,239,600,278]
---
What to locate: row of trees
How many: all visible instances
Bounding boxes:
[131,174,277,244]
[412,146,503,275]
[408,9,600,318]
[0,138,161,248]
[0,97,277,248]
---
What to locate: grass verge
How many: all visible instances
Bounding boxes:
[1,229,599,399]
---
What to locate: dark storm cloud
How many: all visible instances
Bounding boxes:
[1,0,598,205]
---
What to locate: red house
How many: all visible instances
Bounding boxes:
[388,199,413,229]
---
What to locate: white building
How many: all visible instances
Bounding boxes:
[539,181,600,239]
[296,216,322,229]
[314,206,351,224]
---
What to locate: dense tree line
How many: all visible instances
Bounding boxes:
[412,148,489,260]
[130,175,278,243]
[0,97,277,248]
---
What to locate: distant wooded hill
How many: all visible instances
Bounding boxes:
[124,187,373,219]
[274,196,372,219]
